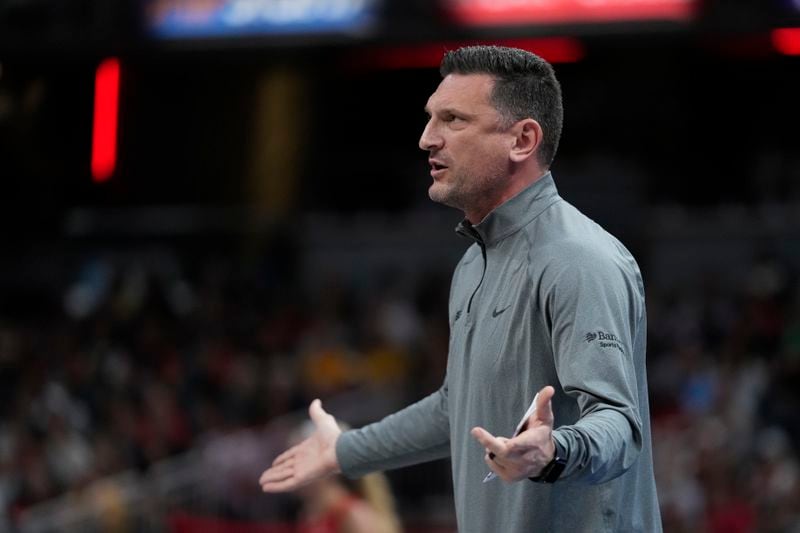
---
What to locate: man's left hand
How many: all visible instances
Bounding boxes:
[470,385,556,482]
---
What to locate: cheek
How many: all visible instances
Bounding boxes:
[455,137,489,160]
[448,132,507,172]
[467,141,506,169]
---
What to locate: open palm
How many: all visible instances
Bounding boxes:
[259,399,342,492]
[471,385,556,482]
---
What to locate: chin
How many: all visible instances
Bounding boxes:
[429,179,449,198]
[428,185,460,210]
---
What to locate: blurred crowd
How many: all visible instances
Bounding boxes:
[0,243,452,530]
[0,240,799,532]
[649,257,800,532]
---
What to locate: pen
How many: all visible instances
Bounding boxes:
[482,393,539,483]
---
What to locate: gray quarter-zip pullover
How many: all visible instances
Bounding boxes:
[336,173,662,532]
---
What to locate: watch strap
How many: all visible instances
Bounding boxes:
[529,453,567,483]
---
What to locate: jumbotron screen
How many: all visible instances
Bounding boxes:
[144,0,381,39]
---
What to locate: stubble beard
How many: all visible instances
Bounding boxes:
[428,167,505,221]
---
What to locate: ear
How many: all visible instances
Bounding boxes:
[509,118,542,164]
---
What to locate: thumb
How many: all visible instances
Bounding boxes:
[532,386,555,427]
[309,398,330,426]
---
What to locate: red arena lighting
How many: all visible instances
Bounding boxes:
[772,28,800,56]
[91,57,121,183]
[441,0,696,26]
[362,37,585,70]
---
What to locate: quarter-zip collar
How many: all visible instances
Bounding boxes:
[455,172,560,246]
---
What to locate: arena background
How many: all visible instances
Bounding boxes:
[1,0,800,531]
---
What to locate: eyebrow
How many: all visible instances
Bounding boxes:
[424,106,475,119]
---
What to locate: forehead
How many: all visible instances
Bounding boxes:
[425,73,496,113]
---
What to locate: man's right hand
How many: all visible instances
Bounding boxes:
[259,399,342,492]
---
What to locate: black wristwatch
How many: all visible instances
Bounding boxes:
[529,453,566,483]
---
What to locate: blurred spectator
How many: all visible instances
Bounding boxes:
[291,422,402,533]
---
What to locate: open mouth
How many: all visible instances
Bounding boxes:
[430,160,449,176]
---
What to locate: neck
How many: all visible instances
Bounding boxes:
[465,168,548,224]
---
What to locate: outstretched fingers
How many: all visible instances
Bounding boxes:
[261,474,299,493]
[260,457,297,491]
[270,445,298,467]
[260,463,292,483]
[470,427,508,458]
[260,446,296,486]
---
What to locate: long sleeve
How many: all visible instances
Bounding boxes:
[541,241,646,484]
[336,383,451,478]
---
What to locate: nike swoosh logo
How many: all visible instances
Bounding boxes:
[492,305,510,318]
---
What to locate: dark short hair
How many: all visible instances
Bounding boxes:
[440,45,563,168]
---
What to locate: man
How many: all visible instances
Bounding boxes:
[260,45,662,532]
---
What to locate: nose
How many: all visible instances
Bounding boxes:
[419,119,443,152]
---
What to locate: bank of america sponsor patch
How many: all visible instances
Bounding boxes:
[584,330,624,353]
